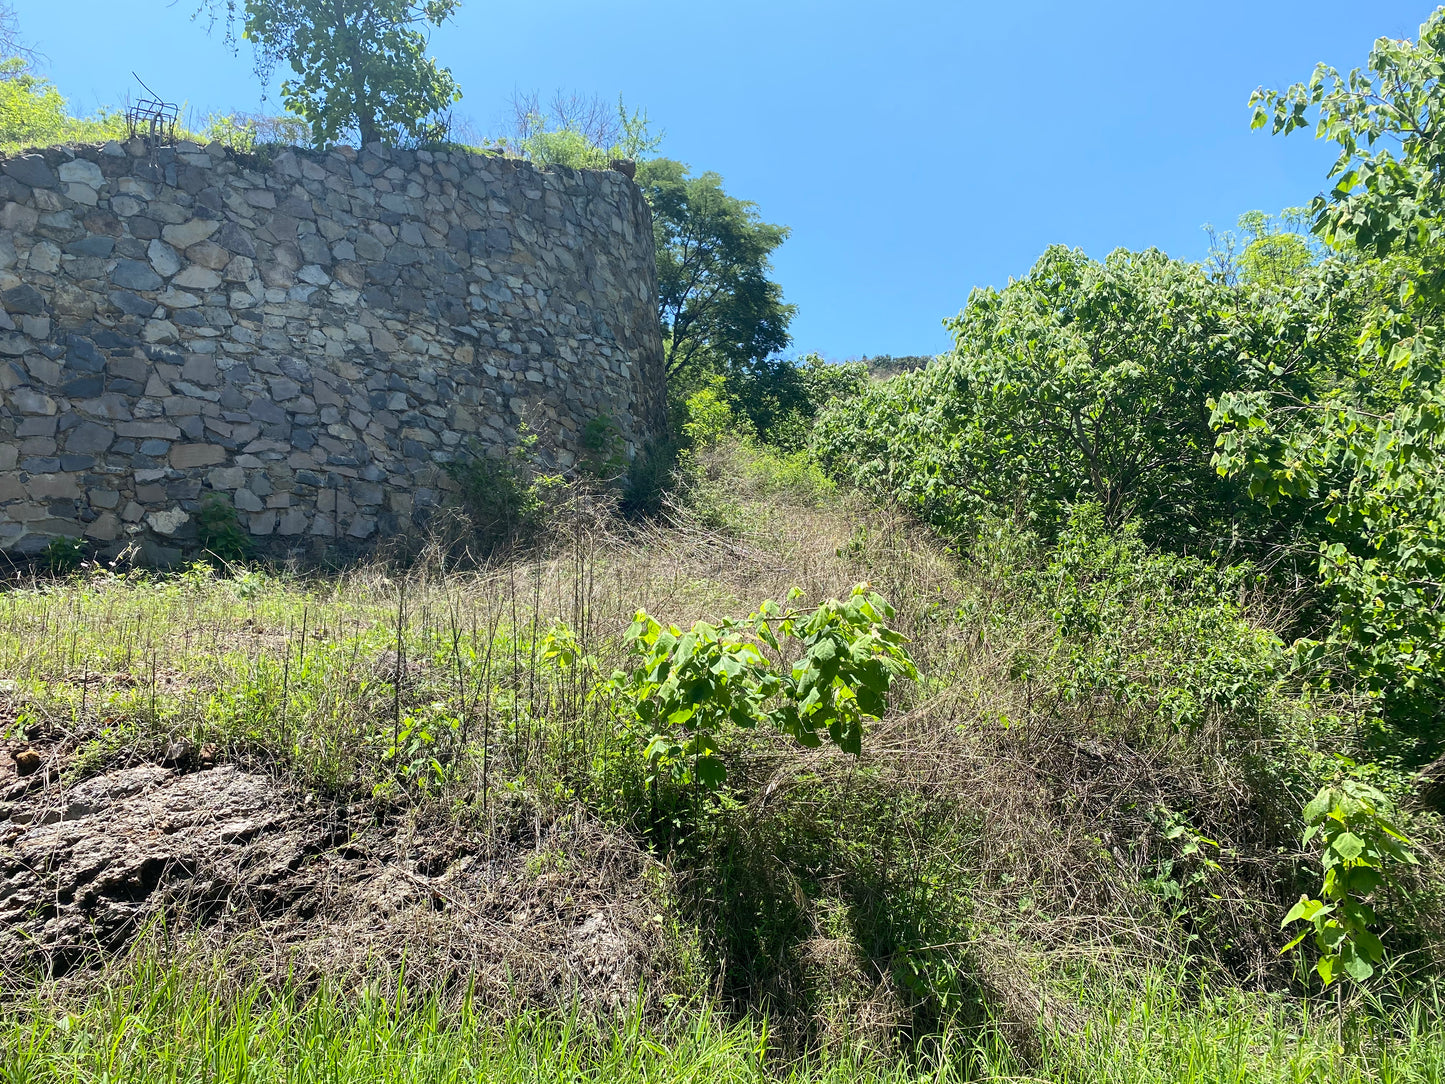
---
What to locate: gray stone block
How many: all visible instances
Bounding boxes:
[111,259,162,291]
[3,155,56,188]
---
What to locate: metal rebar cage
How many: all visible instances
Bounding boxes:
[125,97,179,145]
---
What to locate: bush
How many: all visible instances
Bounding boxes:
[0,58,66,148]
[444,431,564,555]
[813,247,1365,559]
[201,111,311,152]
[0,59,190,152]
[196,495,253,565]
[1015,504,1288,733]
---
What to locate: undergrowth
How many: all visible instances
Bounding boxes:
[1,958,1442,1083]
[1,435,1441,1078]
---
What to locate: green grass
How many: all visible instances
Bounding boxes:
[2,963,1442,1083]
[2,447,1441,1081]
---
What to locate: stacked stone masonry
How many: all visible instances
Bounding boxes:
[0,139,666,562]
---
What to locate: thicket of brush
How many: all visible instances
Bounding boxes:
[2,423,1442,1080]
[8,14,1445,1080]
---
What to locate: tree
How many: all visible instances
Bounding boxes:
[1215,10,1445,762]
[1203,208,1324,287]
[637,158,796,382]
[203,0,462,147]
[814,245,1363,555]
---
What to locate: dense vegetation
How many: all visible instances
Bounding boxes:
[816,15,1445,774]
[2,4,1445,1083]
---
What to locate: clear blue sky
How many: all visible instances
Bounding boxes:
[13,0,1436,359]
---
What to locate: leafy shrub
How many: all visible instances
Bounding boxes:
[1023,506,1288,732]
[0,59,191,152]
[39,535,85,575]
[681,374,749,446]
[196,495,254,565]
[724,353,869,449]
[0,58,65,148]
[1282,777,1419,986]
[740,445,835,505]
[579,414,626,481]
[510,95,661,169]
[813,246,1364,558]
[444,430,563,555]
[201,111,311,151]
[608,586,917,792]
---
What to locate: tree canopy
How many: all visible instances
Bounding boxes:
[205,0,462,147]
[637,158,795,383]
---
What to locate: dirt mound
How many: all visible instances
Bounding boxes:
[0,758,666,1009]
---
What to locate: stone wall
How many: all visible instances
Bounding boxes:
[0,139,666,563]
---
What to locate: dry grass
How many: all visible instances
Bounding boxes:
[1,439,1441,1063]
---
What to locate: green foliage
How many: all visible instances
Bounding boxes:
[863,354,934,379]
[1250,11,1445,259]
[519,125,602,169]
[739,444,836,505]
[507,92,661,168]
[1238,211,1319,288]
[201,110,311,150]
[196,495,254,564]
[681,375,749,447]
[210,0,463,147]
[1025,506,1288,732]
[638,158,795,382]
[444,429,563,554]
[380,698,461,792]
[814,246,1362,556]
[0,58,65,148]
[39,536,85,575]
[1205,209,1325,287]
[6,961,1445,1084]
[608,587,917,792]
[619,437,681,519]
[674,379,836,522]
[1281,778,1419,986]
[579,414,626,481]
[730,352,870,449]
[1221,13,1445,762]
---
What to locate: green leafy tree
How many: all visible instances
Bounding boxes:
[814,245,1363,554]
[637,158,796,382]
[1238,209,1323,287]
[1217,10,1445,761]
[1281,778,1418,986]
[204,0,462,147]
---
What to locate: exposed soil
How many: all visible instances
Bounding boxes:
[0,747,666,1010]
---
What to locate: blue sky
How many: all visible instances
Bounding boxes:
[13,0,1436,359]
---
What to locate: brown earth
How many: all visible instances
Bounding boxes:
[0,750,666,1009]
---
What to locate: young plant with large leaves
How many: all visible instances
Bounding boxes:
[609,587,917,792]
[1281,778,1418,986]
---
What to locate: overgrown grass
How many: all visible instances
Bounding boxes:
[1,438,1441,1076]
[2,960,1442,1083]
